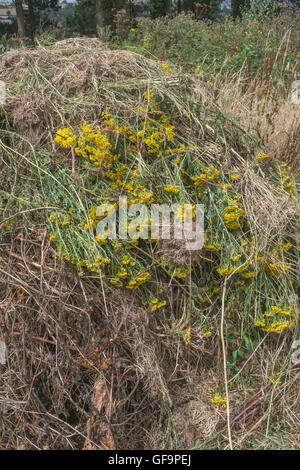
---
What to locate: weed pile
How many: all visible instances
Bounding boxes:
[0,38,299,449]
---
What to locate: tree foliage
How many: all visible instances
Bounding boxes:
[148,0,223,19]
[25,0,60,34]
[148,0,172,18]
[67,0,96,35]
[67,0,127,35]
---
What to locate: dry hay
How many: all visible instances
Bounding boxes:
[83,379,116,450]
[146,371,224,449]
[0,228,220,450]
[1,38,161,90]
[0,37,253,165]
[0,230,220,449]
[0,38,174,148]
[0,40,299,451]
[214,71,300,165]
[238,163,298,242]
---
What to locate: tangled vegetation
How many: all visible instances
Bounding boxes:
[0,9,299,450]
[49,86,299,340]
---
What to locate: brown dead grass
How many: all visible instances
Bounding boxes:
[0,229,223,449]
[0,38,168,149]
[214,73,300,166]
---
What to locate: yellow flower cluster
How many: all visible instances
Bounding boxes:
[199,286,220,303]
[269,377,282,386]
[193,67,204,75]
[110,278,123,287]
[242,271,258,279]
[262,240,292,277]
[170,144,186,154]
[176,204,196,222]
[111,240,122,250]
[56,246,110,273]
[85,202,118,231]
[150,298,167,312]
[256,306,299,334]
[116,268,128,279]
[107,165,154,205]
[95,234,108,246]
[192,165,220,198]
[136,91,176,156]
[201,330,213,338]
[122,255,136,267]
[173,266,191,279]
[129,185,155,205]
[220,183,232,191]
[139,120,175,155]
[203,236,221,252]
[158,255,170,268]
[283,242,292,252]
[126,272,151,289]
[86,256,111,270]
[203,243,221,251]
[211,394,227,409]
[163,185,180,195]
[102,110,131,136]
[280,164,295,194]
[223,199,246,230]
[110,270,151,289]
[106,164,129,190]
[184,327,191,345]
[49,212,78,228]
[162,62,171,76]
[75,122,118,168]
[143,89,154,107]
[271,306,298,315]
[256,153,270,163]
[265,260,289,277]
[217,262,250,277]
[217,266,236,276]
[281,176,295,194]
[215,237,293,281]
[55,128,77,149]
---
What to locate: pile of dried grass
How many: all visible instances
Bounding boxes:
[0,39,299,450]
[1,225,297,449]
[0,230,223,450]
[1,38,181,148]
